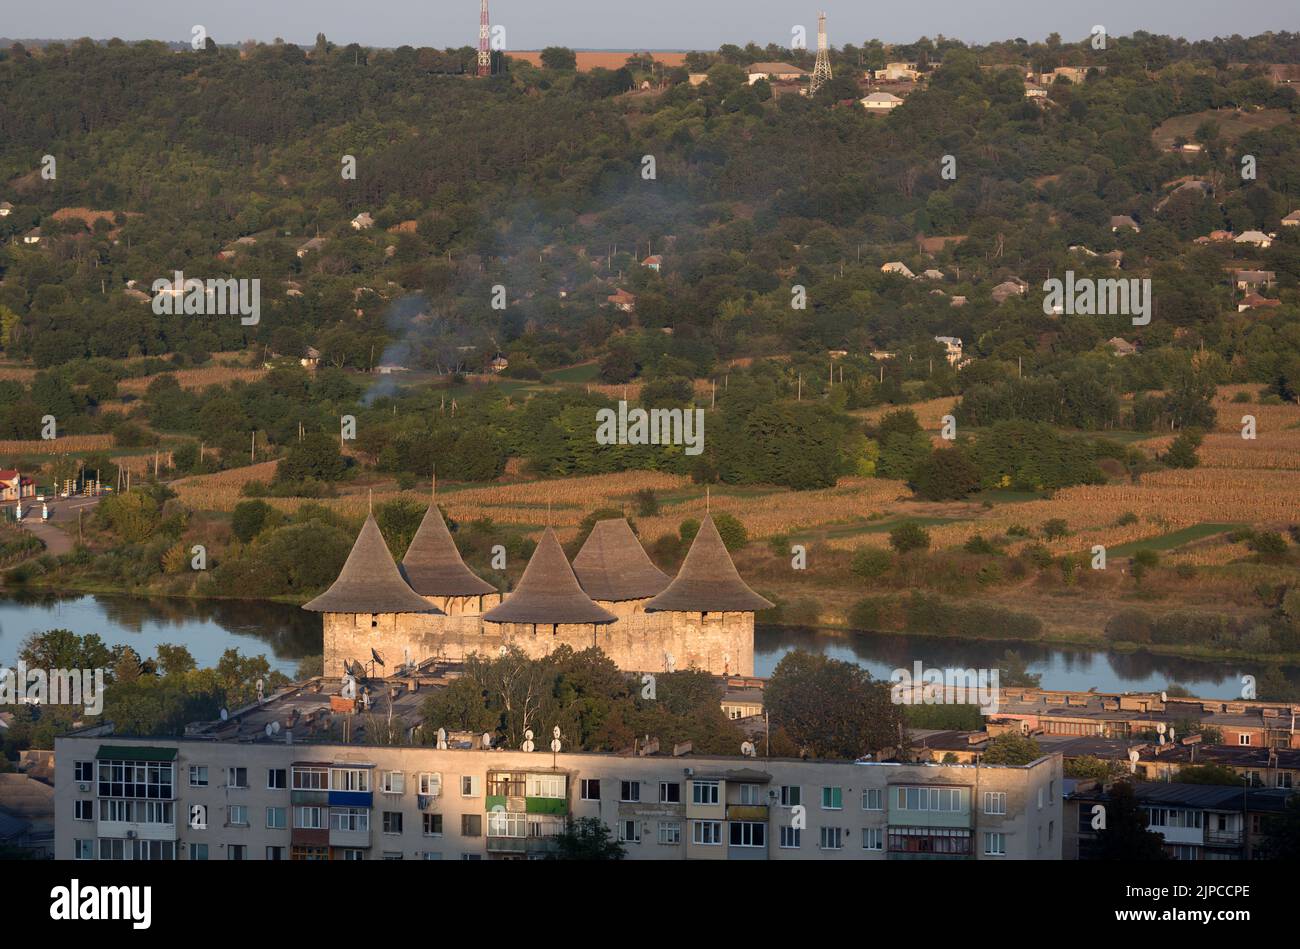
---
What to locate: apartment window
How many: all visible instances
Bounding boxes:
[692,820,722,845]
[266,846,285,861]
[984,832,1006,856]
[338,849,363,861]
[382,852,404,861]
[526,774,565,798]
[617,819,641,843]
[188,843,207,861]
[692,780,720,806]
[658,821,681,845]
[738,784,761,806]
[293,806,324,830]
[488,811,526,838]
[331,768,370,792]
[381,771,405,794]
[228,845,246,861]
[74,800,93,821]
[863,828,883,851]
[659,782,681,804]
[1049,820,1055,842]
[983,791,1007,816]
[422,852,442,860]
[74,839,95,860]
[460,775,480,797]
[462,814,482,837]
[228,805,248,827]
[267,769,287,790]
[779,826,801,849]
[620,780,641,803]
[821,786,842,810]
[383,812,403,835]
[461,853,483,861]
[96,759,174,799]
[266,806,287,830]
[1278,773,1293,789]
[74,761,94,783]
[729,821,765,848]
[1238,734,1251,746]
[862,788,883,811]
[98,838,126,860]
[292,766,326,790]
[1037,787,1044,810]
[580,779,601,801]
[418,772,442,796]
[331,808,368,832]
[819,827,843,850]
[780,785,801,808]
[227,767,248,790]
[897,787,966,812]
[423,813,443,836]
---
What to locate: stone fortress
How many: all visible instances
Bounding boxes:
[305,493,773,678]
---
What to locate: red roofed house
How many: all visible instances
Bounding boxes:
[0,470,36,502]
[641,255,662,272]
[1238,293,1282,313]
[607,288,636,312]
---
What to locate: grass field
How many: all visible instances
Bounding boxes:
[1151,107,1295,149]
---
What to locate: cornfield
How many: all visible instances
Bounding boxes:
[0,435,115,455]
[117,366,267,395]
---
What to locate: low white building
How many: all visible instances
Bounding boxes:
[861,92,903,111]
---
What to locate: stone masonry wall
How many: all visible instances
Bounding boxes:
[322,609,754,677]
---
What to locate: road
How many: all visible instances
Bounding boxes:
[3,495,102,557]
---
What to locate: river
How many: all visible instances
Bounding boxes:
[1,592,1294,699]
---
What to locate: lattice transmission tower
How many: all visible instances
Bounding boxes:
[809,11,832,96]
[478,0,491,77]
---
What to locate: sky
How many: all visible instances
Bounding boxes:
[2,0,1296,49]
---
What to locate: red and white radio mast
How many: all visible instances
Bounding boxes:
[477,0,491,77]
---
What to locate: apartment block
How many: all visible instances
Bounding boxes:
[54,734,1063,861]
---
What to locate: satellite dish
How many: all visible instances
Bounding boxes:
[264,723,274,737]
[552,726,561,740]
[271,721,281,734]
[664,652,676,672]
[480,732,492,750]
[1168,728,1176,741]
[1160,691,1167,703]
[740,740,756,758]
[219,708,229,721]
[437,727,448,750]
[1158,734,1165,745]
[550,737,562,753]
[522,729,535,753]
[498,645,508,658]
[1155,723,1166,734]
[1127,749,1140,762]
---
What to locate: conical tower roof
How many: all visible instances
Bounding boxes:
[645,515,773,613]
[304,514,440,614]
[482,528,617,625]
[401,500,496,597]
[572,518,670,601]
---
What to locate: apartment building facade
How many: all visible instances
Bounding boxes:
[54,735,1062,862]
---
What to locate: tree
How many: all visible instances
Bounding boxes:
[550,817,626,859]
[540,47,577,71]
[1257,793,1300,859]
[1162,429,1202,469]
[1095,782,1169,860]
[764,651,903,758]
[1175,764,1242,786]
[980,732,1041,765]
[912,447,981,500]
[888,521,930,554]
[274,432,347,484]
[231,499,280,542]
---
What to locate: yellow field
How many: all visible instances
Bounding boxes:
[856,396,959,430]
[118,366,267,394]
[0,435,115,455]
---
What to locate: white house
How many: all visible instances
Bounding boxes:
[1235,230,1273,248]
[934,336,965,366]
[351,212,375,230]
[873,62,919,81]
[0,201,13,217]
[880,261,915,279]
[861,92,903,111]
[747,62,808,84]
[1282,211,1300,227]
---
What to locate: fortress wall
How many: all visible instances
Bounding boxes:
[322,609,754,677]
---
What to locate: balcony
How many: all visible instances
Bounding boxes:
[291,790,328,806]
[1205,829,1243,848]
[329,827,372,849]
[328,790,372,808]
[727,804,769,821]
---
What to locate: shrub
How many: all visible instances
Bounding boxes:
[1106,608,1154,643]
[1041,518,1069,540]
[911,447,981,501]
[850,546,893,579]
[888,521,930,554]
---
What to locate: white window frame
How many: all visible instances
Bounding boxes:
[692,780,720,806]
[657,821,681,845]
[381,771,405,794]
[984,832,1006,856]
[862,788,883,811]
[983,791,1007,816]
[692,819,722,846]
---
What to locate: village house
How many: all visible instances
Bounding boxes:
[873,62,919,81]
[991,278,1028,303]
[0,201,13,217]
[1234,270,1276,291]
[0,469,36,502]
[1282,211,1300,227]
[487,354,509,374]
[880,261,914,278]
[1110,214,1140,233]
[950,295,968,307]
[297,236,327,258]
[351,212,375,230]
[21,228,41,245]
[1194,230,1235,244]
[860,92,904,112]
[934,336,965,366]
[300,346,322,370]
[1235,230,1273,248]
[641,254,662,272]
[746,62,807,84]
[921,268,945,280]
[1041,66,1091,84]
[1238,292,1282,313]
[607,288,636,312]
[1023,84,1047,99]
[1106,337,1138,357]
